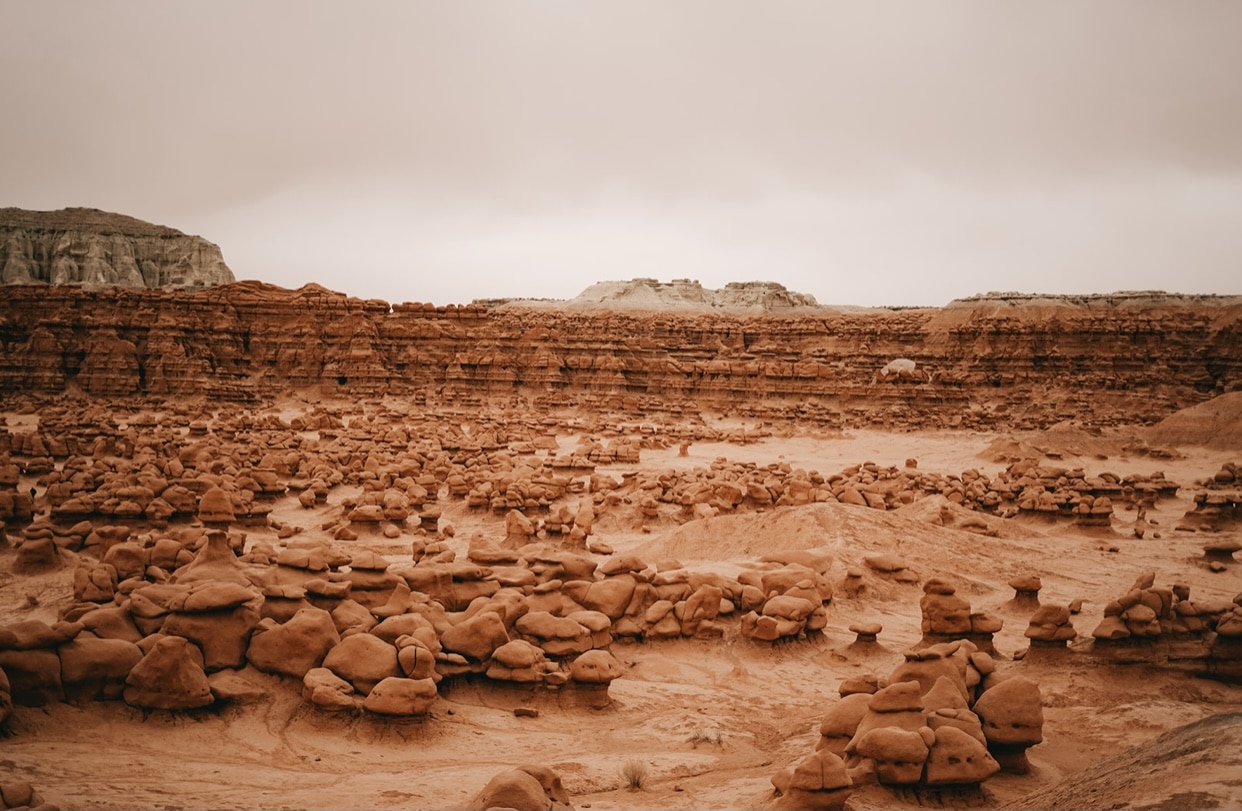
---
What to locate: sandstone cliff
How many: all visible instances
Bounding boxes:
[0,207,234,289]
[0,281,1238,431]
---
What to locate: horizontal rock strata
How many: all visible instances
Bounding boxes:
[0,284,1238,429]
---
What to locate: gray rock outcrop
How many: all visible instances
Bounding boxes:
[0,207,234,289]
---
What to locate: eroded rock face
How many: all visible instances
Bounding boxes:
[0,208,234,289]
[0,284,1237,425]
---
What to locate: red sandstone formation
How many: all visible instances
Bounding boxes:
[0,284,1238,428]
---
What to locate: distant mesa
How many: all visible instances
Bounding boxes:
[0,207,234,289]
[479,277,823,312]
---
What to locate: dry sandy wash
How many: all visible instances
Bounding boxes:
[2,280,1242,810]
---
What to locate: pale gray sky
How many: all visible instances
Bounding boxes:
[4,1,1241,305]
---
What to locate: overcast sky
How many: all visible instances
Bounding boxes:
[3,1,1240,306]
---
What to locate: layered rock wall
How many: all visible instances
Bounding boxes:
[0,208,234,289]
[0,283,1239,430]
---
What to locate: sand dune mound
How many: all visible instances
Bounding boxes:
[635,500,1046,588]
[1147,391,1242,449]
[1006,712,1242,810]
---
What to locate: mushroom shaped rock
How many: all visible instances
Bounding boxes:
[1025,604,1077,644]
[920,584,972,635]
[302,666,361,712]
[772,749,853,811]
[246,607,341,678]
[569,649,623,709]
[1008,575,1042,606]
[972,675,1044,773]
[362,676,437,716]
[123,635,214,710]
[923,725,1000,786]
[12,535,62,573]
[321,633,400,695]
[196,486,236,525]
[487,639,551,684]
[569,649,623,684]
[854,726,932,786]
[468,764,574,811]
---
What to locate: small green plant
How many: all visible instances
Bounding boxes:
[621,758,648,790]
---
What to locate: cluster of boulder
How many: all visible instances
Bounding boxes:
[1177,491,1242,535]
[773,638,1045,809]
[1090,571,1242,642]
[622,456,1176,530]
[918,577,1004,654]
[1,494,861,726]
[0,523,654,718]
[0,395,1193,559]
[1087,571,1242,681]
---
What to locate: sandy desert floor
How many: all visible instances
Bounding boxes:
[3,401,1242,811]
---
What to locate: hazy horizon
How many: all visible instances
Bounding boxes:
[4,1,1241,307]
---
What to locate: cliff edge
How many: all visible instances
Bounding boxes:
[0,207,234,289]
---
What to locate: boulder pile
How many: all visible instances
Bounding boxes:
[774,638,1045,807]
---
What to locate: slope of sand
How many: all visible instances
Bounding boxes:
[3,413,1242,810]
[1146,390,1242,450]
[1004,712,1242,811]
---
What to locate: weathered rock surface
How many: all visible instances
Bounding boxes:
[0,208,234,289]
[487,277,820,311]
[0,284,1237,425]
